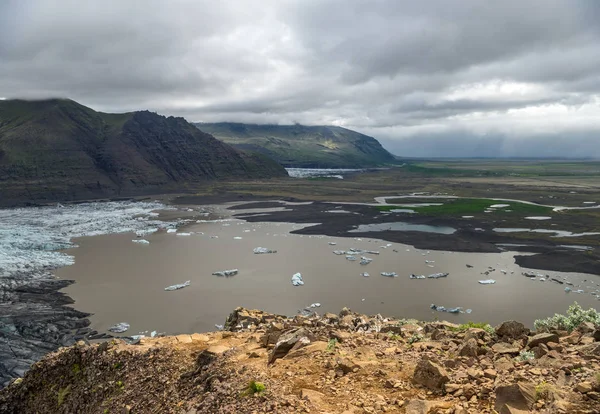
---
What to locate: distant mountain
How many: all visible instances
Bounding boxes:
[0,99,287,206]
[194,122,397,168]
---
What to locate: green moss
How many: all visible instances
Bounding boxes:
[450,321,494,335]
[57,385,71,407]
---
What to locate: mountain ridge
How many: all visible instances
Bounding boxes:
[194,121,397,168]
[0,99,287,206]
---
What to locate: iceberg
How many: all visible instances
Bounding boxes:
[291,273,304,286]
[132,239,150,244]
[360,257,372,265]
[479,279,496,284]
[427,272,449,279]
[381,272,398,277]
[164,280,191,291]
[167,229,177,233]
[410,274,426,279]
[346,255,357,261]
[212,269,239,277]
[108,322,130,333]
[254,247,277,254]
[361,272,370,277]
[333,250,346,255]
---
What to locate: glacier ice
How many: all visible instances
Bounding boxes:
[0,201,172,280]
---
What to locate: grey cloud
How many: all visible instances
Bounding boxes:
[1,0,600,157]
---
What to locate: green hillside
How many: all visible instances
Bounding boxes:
[0,99,287,206]
[194,122,397,168]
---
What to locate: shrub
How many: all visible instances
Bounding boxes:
[516,350,535,362]
[326,338,338,352]
[534,302,600,333]
[449,321,494,335]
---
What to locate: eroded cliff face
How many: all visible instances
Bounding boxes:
[0,99,287,207]
[2,307,600,413]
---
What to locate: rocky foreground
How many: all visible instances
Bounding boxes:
[2,308,600,413]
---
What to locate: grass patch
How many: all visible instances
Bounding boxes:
[377,197,552,216]
[326,338,338,352]
[242,381,266,396]
[450,321,495,335]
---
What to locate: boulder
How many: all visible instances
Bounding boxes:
[492,342,521,355]
[458,338,478,357]
[527,333,559,348]
[494,382,536,413]
[593,329,600,342]
[496,321,529,341]
[268,328,314,364]
[412,358,450,391]
[404,399,453,414]
[301,388,325,405]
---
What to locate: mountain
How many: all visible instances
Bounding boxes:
[0,99,287,206]
[194,122,397,168]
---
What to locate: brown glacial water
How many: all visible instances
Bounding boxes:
[57,204,600,337]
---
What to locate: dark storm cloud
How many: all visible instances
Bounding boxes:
[1,0,600,157]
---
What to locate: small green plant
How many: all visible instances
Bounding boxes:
[57,385,71,407]
[452,321,494,335]
[516,350,535,362]
[387,332,402,341]
[326,338,338,352]
[116,380,124,390]
[534,302,600,333]
[242,380,266,396]
[112,362,122,370]
[408,333,423,344]
[71,363,81,375]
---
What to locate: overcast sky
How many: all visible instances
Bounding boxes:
[2,0,600,157]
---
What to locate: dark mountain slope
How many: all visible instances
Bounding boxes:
[0,99,286,206]
[194,122,397,168]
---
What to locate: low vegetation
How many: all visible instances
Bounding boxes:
[242,381,266,396]
[534,302,600,332]
[450,321,495,335]
[377,197,552,216]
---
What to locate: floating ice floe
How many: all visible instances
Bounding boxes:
[233,237,242,240]
[361,272,370,277]
[136,228,158,237]
[525,216,552,220]
[254,247,277,254]
[430,304,472,314]
[425,260,435,264]
[428,273,449,279]
[381,272,398,277]
[333,250,345,255]
[176,232,191,236]
[132,239,150,244]
[360,257,372,265]
[479,279,496,284]
[490,204,510,208]
[215,324,224,330]
[212,269,238,277]
[328,242,337,245]
[291,273,304,286]
[108,322,130,333]
[310,303,321,308]
[164,280,191,291]
[410,274,425,279]
[167,229,177,233]
[346,255,357,261]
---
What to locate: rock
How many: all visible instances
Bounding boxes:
[492,342,521,355]
[336,357,360,375]
[404,399,453,414]
[496,321,529,341]
[444,383,460,393]
[268,328,313,364]
[301,388,325,404]
[464,328,488,342]
[527,333,559,348]
[494,382,536,413]
[484,368,498,379]
[467,368,483,379]
[206,345,230,355]
[593,329,600,342]
[412,358,450,391]
[494,357,515,372]
[531,345,547,359]
[459,338,479,357]
[576,321,596,334]
[575,382,593,393]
